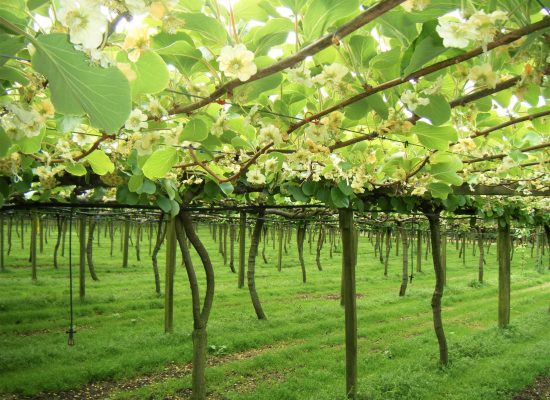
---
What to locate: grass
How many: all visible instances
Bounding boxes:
[0,221,549,400]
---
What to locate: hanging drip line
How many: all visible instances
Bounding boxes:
[67,208,75,346]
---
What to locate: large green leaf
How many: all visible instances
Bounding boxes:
[123,50,169,98]
[181,118,208,142]
[412,122,457,151]
[427,182,452,199]
[142,147,178,180]
[430,159,463,186]
[0,0,28,33]
[84,150,115,175]
[401,20,447,76]
[0,34,24,67]
[414,95,451,126]
[303,0,359,41]
[154,40,203,75]
[31,33,131,133]
[178,13,227,46]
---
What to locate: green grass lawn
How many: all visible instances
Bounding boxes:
[0,221,549,400]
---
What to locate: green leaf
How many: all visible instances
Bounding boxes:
[16,130,44,154]
[128,50,169,98]
[303,0,359,40]
[401,20,447,77]
[128,174,143,192]
[142,147,178,180]
[156,195,172,213]
[181,118,208,142]
[379,10,418,45]
[234,0,269,20]
[251,18,293,55]
[287,184,309,202]
[65,163,87,176]
[430,159,463,186]
[154,40,203,75]
[0,34,24,67]
[0,127,12,157]
[31,33,131,133]
[0,65,28,85]
[348,35,377,66]
[219,182,234,195]
[178,13,227,46]
[137,179,156,195]
[84,150,115,175]
[412,122,457,151]
[414,95,451,126]
[330,187,349,208]
[0,0,28,33]
[427,182,452,199]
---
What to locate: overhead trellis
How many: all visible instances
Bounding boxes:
[0,0,549,398]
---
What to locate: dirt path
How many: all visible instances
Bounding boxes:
[513,376,550,400]
[0,342,292,400]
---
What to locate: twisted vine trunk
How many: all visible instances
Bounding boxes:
[135,224,141,262]
[477,228,484,283]
[277,225,283,271]
[238,211,246,288]
[151,215,165,295]
[425,212,448,368]
[86,220,99,281]
[297,222,307,283]
[164,217,176,333]
[383,228,391,277]
[398,225,408,297]
[248,210,267,320]
[261,225,268,264]
[316,225,325,271]
[178,210,215,400]
[53,215,63,269]
[228,222,236,273]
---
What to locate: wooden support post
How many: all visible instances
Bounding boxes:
[497,220,511,328]
[165,217,176,333]
[31,214,38,281]
[238,211,246,288]
[79,217,86,299]
[122,220,130,268]
[339,208,357,400]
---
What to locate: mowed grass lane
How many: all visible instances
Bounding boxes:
[0,223,549,399]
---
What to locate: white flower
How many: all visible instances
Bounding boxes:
[258,124,283,145]
[468,63,498,89]
[123,23,154,62]
[246,169,266,185]
[217,44,257,82]
[469,10,507,49]
[313,63,348,85]
[134,132,160,155]
[411,186,428,196]
[125,109,148,132]
[57,1,107,50]
[436,18,474,49]
[263,157,279,173]
[286,67,313,87]
[400,90,430,111]
[145,95,167,118]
